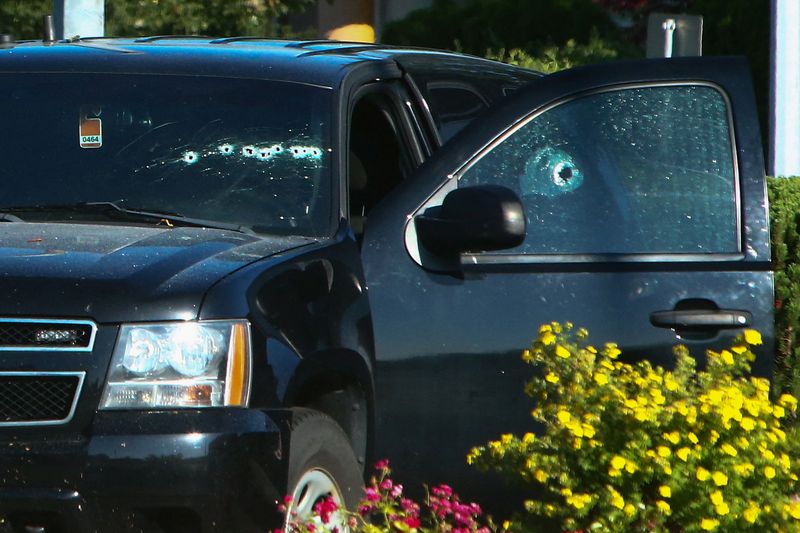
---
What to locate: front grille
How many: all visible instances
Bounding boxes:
[0,319,96,351]
[0,373,84,425]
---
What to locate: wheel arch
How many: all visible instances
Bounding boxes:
[284,348,374,470]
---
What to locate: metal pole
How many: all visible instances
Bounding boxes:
[52,0,104,40]
[770,0,800,177]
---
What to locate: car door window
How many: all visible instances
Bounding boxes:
[458,84,738,255]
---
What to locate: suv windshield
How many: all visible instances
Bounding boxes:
[1,73,332,236]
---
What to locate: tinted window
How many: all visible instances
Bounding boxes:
[459,85,738,255]
[0,74,332,236]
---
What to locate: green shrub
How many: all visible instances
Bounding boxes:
[484,30,623,74]
[380,0,637,71]
[768,176,800,397]
[470,323,800,532]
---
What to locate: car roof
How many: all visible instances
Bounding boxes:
[0,37,532,89]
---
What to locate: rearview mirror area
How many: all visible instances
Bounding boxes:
[414,184,526,255]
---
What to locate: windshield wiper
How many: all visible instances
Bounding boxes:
[0,202,255,234]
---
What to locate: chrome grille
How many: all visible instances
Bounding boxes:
[0,373,84,425]
[0,319,96,351]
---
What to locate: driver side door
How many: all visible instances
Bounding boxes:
[361,57,772,504]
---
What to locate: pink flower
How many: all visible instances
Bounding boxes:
[365,487,381,502]
[358,504,374,516]
[313,497,339,524]
[380,479,393,491]
[400,498,419,513]
[404,516,422,529]
[391,484,404,498]
[374,459,390,470]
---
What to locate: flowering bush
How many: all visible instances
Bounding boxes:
[282,460,495,533]
[469,323,800,532]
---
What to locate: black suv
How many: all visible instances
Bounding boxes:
[0,37,773,532]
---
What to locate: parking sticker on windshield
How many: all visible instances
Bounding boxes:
[79,107,103,149]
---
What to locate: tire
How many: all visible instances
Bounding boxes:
[285,409,363,527]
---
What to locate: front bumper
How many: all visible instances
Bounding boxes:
[0,408,289,533]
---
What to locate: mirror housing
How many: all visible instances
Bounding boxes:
[415,184,526,254]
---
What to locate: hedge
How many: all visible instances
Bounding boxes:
[769,176,800,396]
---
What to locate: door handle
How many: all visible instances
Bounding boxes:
[650,309,751,330]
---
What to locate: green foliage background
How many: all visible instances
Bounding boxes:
[768,177,800,397]
[0,0,315,38]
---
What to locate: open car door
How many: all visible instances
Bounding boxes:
[361,57,771,505]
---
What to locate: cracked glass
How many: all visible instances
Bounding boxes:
[459,85,738,255]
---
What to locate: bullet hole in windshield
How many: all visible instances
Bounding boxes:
[182,151,199,164]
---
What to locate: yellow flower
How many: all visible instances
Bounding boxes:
[743,504,760,524]
[557,411,571,425]
[696,467,711,481]
[665,376,679,391]
[545,372,559,384]
[566,493,591,510]
[700,518,719,530]
[715,502,730,516]
[743,329,763,345]
[610,455,626,470]
[712,471,728,486]
[731,344,747,354]
[786,502,800,519]
[774,405,786,419]
[663,431,680,445]
[733,462,754,476]
[555,345,571,359]
[539,324,552,333]
[778,393,798,410]
[721,443,738,457]
[624,503,635,516]
[658,485,671,498]
[582,423,596,439]
[624,461,638,474]
[710,491,724,506]
[688,432,699,444]
[605,343,621,358]
[676,447,690,462]
[534,469,547,483]
[657,446,671,458]
[541,331,556,345]
[593,372,608,386]
[523,432,535,444]
[740,417,755,431]
[522,349,533,363]
[764,465,776,479]
[608,488,624,510]
[720,350,734,365]
[656,500,671,514]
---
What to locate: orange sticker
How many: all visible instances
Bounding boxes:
[79,108,102,149]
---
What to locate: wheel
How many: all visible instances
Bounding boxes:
[285,409,363,529]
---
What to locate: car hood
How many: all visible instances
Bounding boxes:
[0,223,313,322]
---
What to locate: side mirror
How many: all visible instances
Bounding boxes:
[415,184,526,254]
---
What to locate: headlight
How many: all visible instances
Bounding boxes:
[100,320,251,409]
